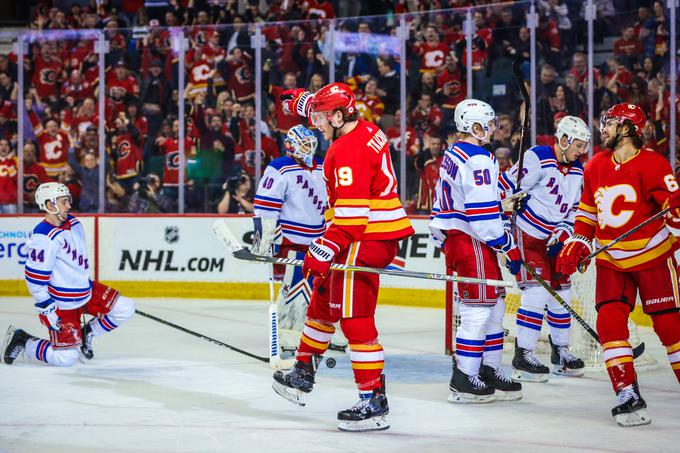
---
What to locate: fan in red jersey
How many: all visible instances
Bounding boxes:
[27,99,72,178]
[557,103,680,427]
[272,82,414,432]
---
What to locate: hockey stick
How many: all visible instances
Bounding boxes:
[212,220,514,288]
[267,261,295,370]
[510,60,531,225]
[577,208,669,273]
[520,263,645,359]
[135,309,270,363]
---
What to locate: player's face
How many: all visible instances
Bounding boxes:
[310,110,336,141]
[601,118,619,148]
[566,139,589,162]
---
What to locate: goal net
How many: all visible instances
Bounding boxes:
[445,261,659,371]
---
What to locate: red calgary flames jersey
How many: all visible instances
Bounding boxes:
[322,119,414,248]
[575,149,678,271]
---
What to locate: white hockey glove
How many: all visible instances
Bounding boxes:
[35,299,61,331]
[252,216,282,256]
[429,226,447,250]
[501,190,530,215]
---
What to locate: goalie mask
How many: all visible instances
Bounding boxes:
[284,125,318,168]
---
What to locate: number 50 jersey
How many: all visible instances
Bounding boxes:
[430,141,507,248]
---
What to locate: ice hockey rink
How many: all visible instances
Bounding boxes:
[1,296,679,453]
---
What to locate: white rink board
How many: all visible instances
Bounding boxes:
[0,215,95,280]
[1,215,446,290]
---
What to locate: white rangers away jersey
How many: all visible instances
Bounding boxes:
[498,145,583,240]
[430,142,508,248]
[24,215,92,310]
[253,156,326,245]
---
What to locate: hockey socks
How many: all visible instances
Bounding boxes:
[296,320,334,363]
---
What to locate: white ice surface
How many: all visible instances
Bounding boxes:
[1,296,679,453]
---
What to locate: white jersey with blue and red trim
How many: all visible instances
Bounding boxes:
[24,214,92,310]
[498,145,583,240]
[253,156,327,245]
[430,141,508,248]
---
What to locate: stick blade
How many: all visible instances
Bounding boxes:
[212,219,245,253]
[632,342,645,359]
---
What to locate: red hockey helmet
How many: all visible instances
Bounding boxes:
[309,83,356,117]
[601,103,646,136]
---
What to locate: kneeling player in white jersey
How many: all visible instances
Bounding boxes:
[430,99,523,403]
[498,116,590,381]
[251,125,335,357]
[2,183,135,367]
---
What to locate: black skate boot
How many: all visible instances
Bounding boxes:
[2,326,36,365]
[549,335,584,377]
[480,364,522,401]
[512,341,550,382]
[337,375,389,432]
[448,356,496,403]
[272,359,316,406]
[612,382,651,427]
[80,322,95,361]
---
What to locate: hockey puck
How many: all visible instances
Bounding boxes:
[325,358,336,368]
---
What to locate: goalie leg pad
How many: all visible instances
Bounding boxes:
[277,250,313,334]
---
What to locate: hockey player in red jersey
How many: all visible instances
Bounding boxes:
[557,103,680,427]
[271,83,414,432]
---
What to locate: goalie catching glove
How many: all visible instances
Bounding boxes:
[556,235,592,276]
[302,237,341,279]
[281,88,313,118]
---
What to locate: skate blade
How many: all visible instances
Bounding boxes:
[493,389,522,401]
[1,325,17,365]
[337,415,389,432]
[552,364,584,377]
[272,381,307,407]
[512,369,549,382]
[614,409,651,427]
[447,391,496,404]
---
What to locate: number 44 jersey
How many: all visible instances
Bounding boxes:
[574,149,679,271]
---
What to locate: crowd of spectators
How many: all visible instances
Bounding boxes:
[0,0,677,215]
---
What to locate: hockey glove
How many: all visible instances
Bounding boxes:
[302,237,341,279]
[504,247,523,276]
[556,235,592,277]
[429,226,447,250]
[251,216,282,256]
[546,222,574,257]
[35,299,61,331]
[281,88,313,118]
[668,189,680,219]
[501,190,530,216]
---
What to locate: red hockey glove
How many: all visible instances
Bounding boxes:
[668,190,680,219]
[280,88,313,118]
[504,246,523,276]
[556,235,592,277]
[302,237,341,279]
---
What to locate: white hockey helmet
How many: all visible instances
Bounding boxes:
[35,182,71,213]
[454,99,497,141]
[555,115,591,150]
[284,125,318,167]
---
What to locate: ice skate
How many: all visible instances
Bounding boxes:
[612,382,651,427]
[80,322,95,361]
[272,359,315,406]
[337,377,389,432]
[549,336,584,377]
[448,357,495,403]
[512,342,550,382]
[2,326,36,365]
[480,364,522,401]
